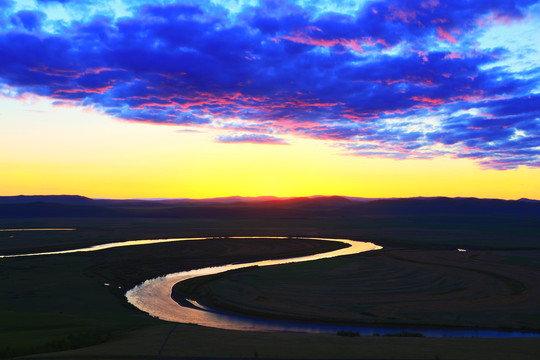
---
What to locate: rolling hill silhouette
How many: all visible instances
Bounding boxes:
[1,195,539,219]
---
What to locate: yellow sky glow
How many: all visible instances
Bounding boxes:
[1,96,539,200]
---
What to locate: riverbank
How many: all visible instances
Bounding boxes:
[126,238,380,329]
[173,247,540,333]
[17,323,540,360]
[0,237,346,358]
[3,211,540,359]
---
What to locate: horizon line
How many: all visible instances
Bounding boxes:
[1,194,538,202]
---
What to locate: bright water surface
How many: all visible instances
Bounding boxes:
[0,236,210,258]
[3,235,539,337]
[124,237,540,338]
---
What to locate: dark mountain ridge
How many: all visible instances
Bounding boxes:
[0,195,539,219]
[0,195,94,205]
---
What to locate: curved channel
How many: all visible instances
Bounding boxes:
[0,236,212,258]
[125,237,540,338]
[126,237,381,331]
[3,235,538,337]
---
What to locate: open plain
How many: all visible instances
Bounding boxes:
[1,196,540,359]
[177,248,540,330]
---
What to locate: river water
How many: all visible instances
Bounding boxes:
[0,236,211,258]
[3,235,539,337]
[124,237,540,338]
[126,237,380,329]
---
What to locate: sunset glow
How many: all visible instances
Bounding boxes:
[1,0,539,199]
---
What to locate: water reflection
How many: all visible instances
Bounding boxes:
[125,237,540,338]
[126,238,383,331]
[0,237,210,258]
[4,235,538,338]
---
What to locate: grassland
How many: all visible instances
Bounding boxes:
[177,248,540,330]
[1,198,540,359]
[0,226,343,359]
[18,324,540,360]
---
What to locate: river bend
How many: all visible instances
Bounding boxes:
[3,235,538,337]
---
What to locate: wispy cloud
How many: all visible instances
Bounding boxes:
[216,134,289,145]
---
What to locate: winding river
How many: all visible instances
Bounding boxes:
[126,237,380,331]
[3,235,540,337]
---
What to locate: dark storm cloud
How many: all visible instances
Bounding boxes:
[0,0,539,169]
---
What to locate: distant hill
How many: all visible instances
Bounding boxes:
[347,197,540,217]
[0,195,539,219]
[254,195,355,209]
[0,202,120,218]
[0,195,94,205]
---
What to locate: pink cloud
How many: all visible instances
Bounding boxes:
[53,85,114,96]
[385,7,418,23]
[411,95,445,105]
[277,30,390,53]
[279,33,340,47]
[421,0,439,9]
[444,52,464,60]
[436,27,457,43]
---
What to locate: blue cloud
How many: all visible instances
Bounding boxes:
[0,0,539,169]
[10,11,44,31]
[36,0,74,3]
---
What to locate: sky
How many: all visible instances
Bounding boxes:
[1,0,539,199]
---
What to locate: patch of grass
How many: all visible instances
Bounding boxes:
[337,330,360,337]
[0,236,344,358]
[0,327,114,359]
[2,215,540,359]
[384,331,425,338]
[178,249,540,330]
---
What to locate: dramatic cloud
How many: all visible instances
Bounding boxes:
[0,0,539,169]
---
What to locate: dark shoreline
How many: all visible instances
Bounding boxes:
[82,237,349,290]
[4,228,540,359]
[173,277,540,336]
[171,250,540,337]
